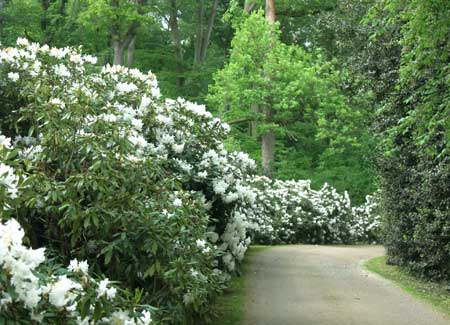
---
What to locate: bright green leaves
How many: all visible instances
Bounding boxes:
[208,10,375,201]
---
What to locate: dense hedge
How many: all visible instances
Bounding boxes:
[375,1,450,280]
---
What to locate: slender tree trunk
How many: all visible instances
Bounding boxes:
[194,0,204,64]
[168,0,184,88]
[245,1,259,138]
[244,0,256,13]
[250,104,259,138]
[127,35,136,67]
[40,0,50,33]
[58,0,67,15]
[199,0,218,63]
[261,0,276,177]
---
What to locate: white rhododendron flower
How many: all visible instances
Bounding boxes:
[97,278,116,300]
[49,98,65,108]
[54,63,71,77]
[0,135,12,149]
[116,82,138,93]
[213,179,229,195]
[171,143,185,154]
[173,198,182,207]
[0,163,20,199]
[7,72,19,82]
[16,37,29,46]
[196,239,206,248]
[46,275,82,307]
[68,259,89,274]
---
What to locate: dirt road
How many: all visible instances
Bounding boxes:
[244,245,450,325]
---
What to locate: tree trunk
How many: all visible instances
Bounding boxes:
[113,41,125,66]
[111,0,140,66]
[127,35,136,67]
[40,0,50,33]
[244,0,257,13]
[168,0,184,88]
[194,0,204,64]
[261,109,276,175]
[57,0,67,15]
[261,0,276,177]
[265,0,276,24]
[199,0,218,63]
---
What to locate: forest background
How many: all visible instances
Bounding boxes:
[0,0,446,211]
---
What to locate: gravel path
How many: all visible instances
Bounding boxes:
[244,245,450,325]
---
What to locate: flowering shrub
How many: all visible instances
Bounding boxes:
[0,139,153,323]
[0,218,153,324]
[0,39,381,324]
[241,176,381,245]
[0,39,236,323]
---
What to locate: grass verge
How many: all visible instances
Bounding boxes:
[364,256,450,318]
[211,245,270,325]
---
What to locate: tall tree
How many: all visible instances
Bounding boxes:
[194,0,218,65]
[80,0,149,66]
[208,12,350,178]
[167,0,184,87]
[261,0,275,176]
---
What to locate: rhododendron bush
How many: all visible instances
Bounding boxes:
[240,177,381,245]
[0,39,380,324]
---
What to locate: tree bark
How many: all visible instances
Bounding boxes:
[265,0,276,24]
[111,0,140,66]
[113,41,125,66]
[127,35,136,67]
[194,0,204,64]
[40,0,50,32]
[168,0,184,88]
[57,0,67,15]
[261,0,276,177]
[199,0,218,63]
[113,30,136,66]
[244,0,257,13]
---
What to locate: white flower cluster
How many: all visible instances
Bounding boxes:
[219,210,251,271]
[0,218,152,324]
[240,176,381,244]
[0,133,23,201]
[0,162,20,199]
[0,219,44,310]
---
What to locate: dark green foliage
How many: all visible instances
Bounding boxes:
[374,0,450,280]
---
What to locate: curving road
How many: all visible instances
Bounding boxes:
[244,245,450,325]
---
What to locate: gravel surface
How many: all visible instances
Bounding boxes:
[244,245,450,325]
